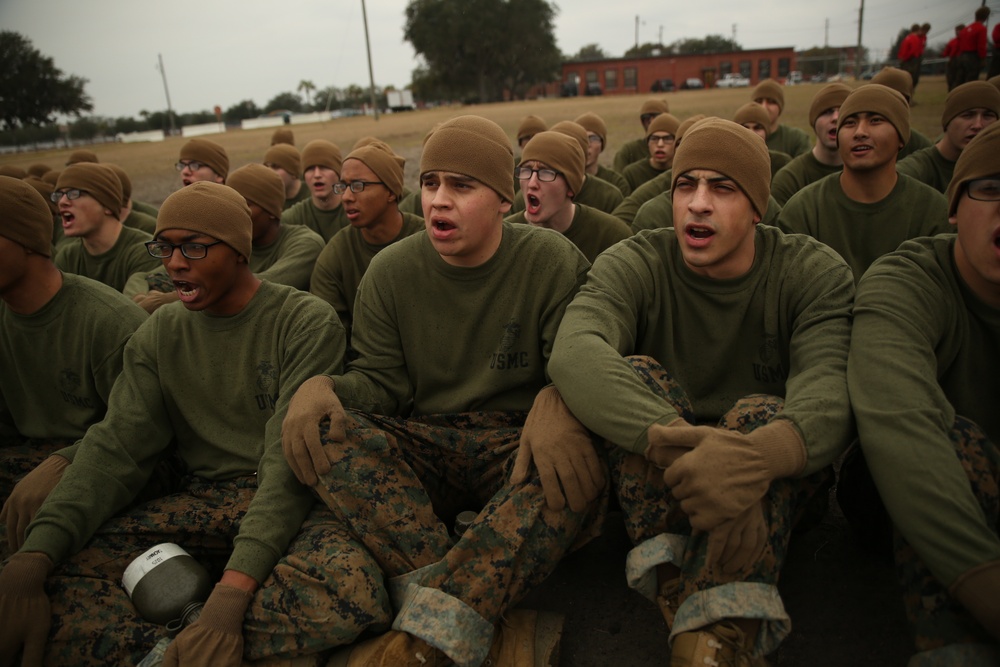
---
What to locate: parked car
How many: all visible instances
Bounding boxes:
[785,71,803,85]
[716,73,751,88]
[584,82,602,96]
[680,77,704,90]
[650,78,676,92]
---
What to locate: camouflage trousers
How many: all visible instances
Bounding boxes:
[897,416,1000,666]
[613,356,831,656]
[40,476,391,666]
[0,439,75,558]
[313,410,609,667]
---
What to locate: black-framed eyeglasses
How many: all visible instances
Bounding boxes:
[333,180,384,194]
[648,134,675,145]
[145,240,224,259]
[50,188,87,203]
[966,178,1000,202]
[176,160,207,172]
[515,167,559,182]
[640,113,659,124]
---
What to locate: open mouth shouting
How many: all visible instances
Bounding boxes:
[525,193,542,217]
[429,216,457,240]
[684,222,716,248]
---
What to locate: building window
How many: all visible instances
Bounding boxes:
[586,70,598,84]
[605,69,617,90]
[778,58,791,78]
[624,67,637,89]
[759,59,771,79]
[720,61,732,75]
[739,60,751,78]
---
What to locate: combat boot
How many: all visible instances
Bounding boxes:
[670,621,768,667]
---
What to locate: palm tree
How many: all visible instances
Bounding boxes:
[297,80,316,110]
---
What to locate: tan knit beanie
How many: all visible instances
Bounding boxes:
[639,99,669,116]
[344,140,406,199]
[549,120,590,157]
[352,135,381,151]
[676,114,707,145]
[575,112,607,147]
[672,118,771,218]
[646,113,681,140]
[155,181,252,260]
[837,84,910,145]
[106,164,132,202]
[66,150,98,166]
[56,163,123,218]
[520,131,586,196]
[270,128,294,146]
[264,143,302,177]
[947,120,1000,215]
[300,139,343,176]
[0,176,55,256]
[942,81,1000,130]
[421,115,514,202]
[733,103,770,129]
[809,83,852,127]
[180,139,229,180]
[42,170,60,186]
[0,165,26,179]
[870,67,913,99]
[27,163,51,179]
[227,164,285,221]
[990,75,1000,93]
[24,176,57,216]
[517,115,547,143]
[752,79,784,110]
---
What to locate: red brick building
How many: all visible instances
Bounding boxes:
[556,47,798,96]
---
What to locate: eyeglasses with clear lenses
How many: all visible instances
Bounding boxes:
[966,178,1000,202]
[145,240,224,260]
[648,134,675,145]
[175,160,207,172]
[515,167,558,182]
[50,188,86,203]
[587,134,602,144]
[332,180,384,195]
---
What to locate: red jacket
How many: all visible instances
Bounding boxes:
[958,21,988,58]
[943,38,960,59]
[898,33,922,62]
[993,22,1000,48]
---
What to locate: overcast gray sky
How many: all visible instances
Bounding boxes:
[1,0,992,119]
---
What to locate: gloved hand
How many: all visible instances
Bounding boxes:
[644,417,698,468]
[511,386,605,512]
[706,501,768,574]
[0,552,54,667]
[662,420,805,531]
[281,375,346,486]
[1,455,70,552]
[950,561,1000,642]
[163,583,254,667]
[132,290,180,314]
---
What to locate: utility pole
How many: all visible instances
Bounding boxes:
[361,0,379,121]
[635,15,640,50]
[732,23,737,44]
[855,0,864,79]
[824,18,829,77]
[157,53,176,135]
[659,25,663,46]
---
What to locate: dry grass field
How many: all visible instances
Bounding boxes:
[2,76,949,207]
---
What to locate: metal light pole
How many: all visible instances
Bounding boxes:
[361,0,379,121]
[855,0,864,79]
[157,53,176,135]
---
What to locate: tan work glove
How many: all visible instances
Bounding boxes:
[132,290,180,314]
[280,375,347,486]
[1,455,70,552]
[163,583,254,667]
[706,501,768,575]
[644,417,698,468]
[0,552,54,667]
[510,386,605,512]
[662,420,806,531]
[950,560,1000,642]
